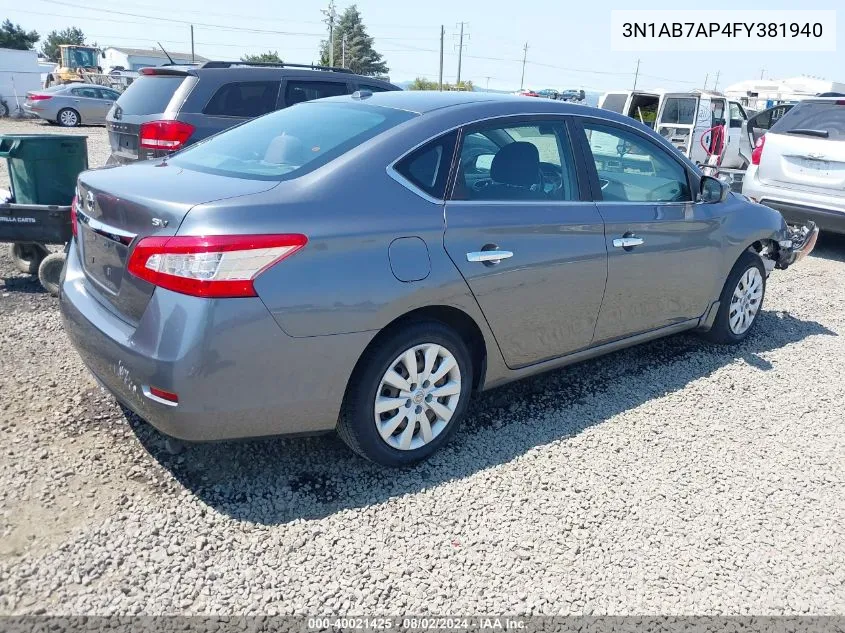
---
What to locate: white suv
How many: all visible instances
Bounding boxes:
[743,97,845,234]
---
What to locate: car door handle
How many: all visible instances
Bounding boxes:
[612,236,644,248]
[466,250,513,263]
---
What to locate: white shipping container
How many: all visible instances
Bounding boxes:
[0,48,44,115]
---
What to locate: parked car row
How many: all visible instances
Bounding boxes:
[518,88,585,102]
[59,84,818,466]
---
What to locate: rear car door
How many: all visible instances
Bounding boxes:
[756,100,845,197]
[728,101,749,166]
[281,80,351,107]
[443,116,608,369]
[574,118,723,343]
[198,80,281,137]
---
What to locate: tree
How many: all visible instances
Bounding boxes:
[0,20,39,50]
[41,27,86,62]
[409,77,474,92]
[319,5,387,76]
[241,51,283,64]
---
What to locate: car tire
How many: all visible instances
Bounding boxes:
[10,242,49,275]
[57,108,80,127]
[338,321,473,466]
[703,250,766,345]
[37,252,65,296]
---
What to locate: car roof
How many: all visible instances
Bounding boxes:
[317,90,604,114]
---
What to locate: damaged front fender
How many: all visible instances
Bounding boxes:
[774,221,820,270]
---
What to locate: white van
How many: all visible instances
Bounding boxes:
[0,48,42,116]
[598,90,665,129]
[654,92,751,168]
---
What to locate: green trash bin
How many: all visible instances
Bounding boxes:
[0,134,88,206]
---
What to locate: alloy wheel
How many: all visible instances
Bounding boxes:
[729,267,763,335]
[373,343,462,451]
[60,110,78,126]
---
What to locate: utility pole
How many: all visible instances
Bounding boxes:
[456,22,466,85]
[342,33,347,67]
[713,70,720,91]
[322,0,337,67]
[520,42,528,90]
[438,25,444,91]
[485,76,491,90]
[703,73,708,90]
[760,68,765,79]
[632,58,640,90]
[190,25,195,63]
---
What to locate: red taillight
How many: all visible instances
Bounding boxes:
[148,386,179,403]
[139,120,195,151]
[751,135,766,166]
[70,195,78,238]
[126,234,308,298]
[27,93,52,101]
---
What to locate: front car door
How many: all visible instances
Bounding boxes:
[95,88,120,123]
[443,116,608,369]
[574,118,723,343]
[726,101,748,167]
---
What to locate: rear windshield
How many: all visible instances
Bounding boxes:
[770,100,845,140]
[600,93,627,113]
[115,76,186,115]
[660,97,697,125]
[170,101,416,180]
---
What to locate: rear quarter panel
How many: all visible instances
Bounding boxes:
[175,111,498,349]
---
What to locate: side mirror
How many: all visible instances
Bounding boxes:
[699,175,729,203]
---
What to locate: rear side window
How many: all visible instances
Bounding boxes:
[771,101,845,140]
[285,81,348,106]
[359,84,391,93]
[72,87,100,99]
[660,98,697,125]
[115,76,186,115]
[170,101,415,180]
[394,132,457,199]
[600,94,627,113]
[204,81,280,118]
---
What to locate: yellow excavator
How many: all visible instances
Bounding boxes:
[44,45,103,88]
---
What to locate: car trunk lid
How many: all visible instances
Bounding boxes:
[75,162,278,324]
[757,132,845,194]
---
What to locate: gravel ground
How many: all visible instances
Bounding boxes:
[1,119,845,616]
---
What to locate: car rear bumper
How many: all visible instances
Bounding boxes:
[60,243,375,441]
[742,166,845,234]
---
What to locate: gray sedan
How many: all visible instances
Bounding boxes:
[24,84,120,127]
[60,92,818,466]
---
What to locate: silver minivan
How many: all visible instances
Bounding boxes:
[743,98,845,233]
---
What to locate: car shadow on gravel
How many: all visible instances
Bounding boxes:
[126,310,834,525]
[810,232,845,263]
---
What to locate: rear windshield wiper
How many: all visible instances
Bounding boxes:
[785,128,830,138]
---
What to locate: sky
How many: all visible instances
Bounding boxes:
[2,0,843,93]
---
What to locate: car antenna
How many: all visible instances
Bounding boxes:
[157,43,175,65]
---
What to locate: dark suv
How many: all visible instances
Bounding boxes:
[105,62,400,164]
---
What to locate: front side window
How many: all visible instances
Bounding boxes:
[204,81,280,118]
[285,81,349,106]
[600,93,628,113]
[583,123,691,203]
[170,101,415,180]
[394,132,457,199]
[72,87,99,99]
[452,121,577,201]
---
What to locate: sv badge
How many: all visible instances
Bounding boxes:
[151,218,169,228]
